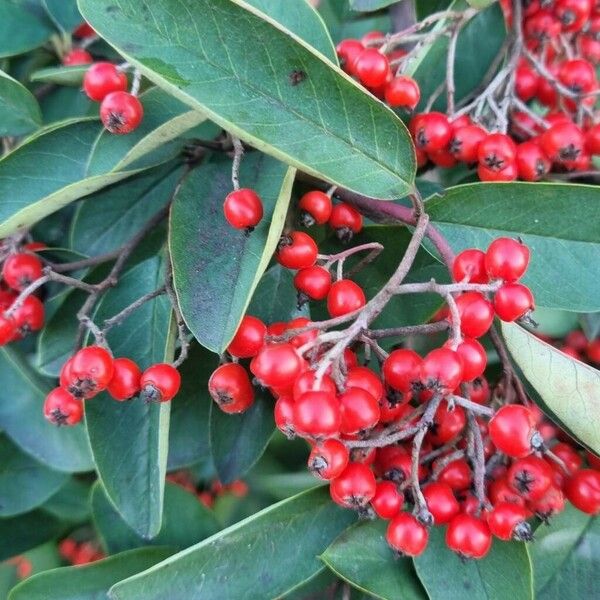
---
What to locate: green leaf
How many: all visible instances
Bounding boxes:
[321,520,427,600]
[580,313,600,340]
[350,0,400,11]
[0,1,53,58]
[40,86,96,123]
[245,0,337,61]
[92,481,220,554]
[8,547,174,600]
[42,478,91,523]
[426,182,600,311]
[0,69,42,135]
[501,322,600,455]
[0,434,68,517]
[42,0,82,33]
[170,154,294,353]
[167,342,213,470]
[530,504,600,599]
[30,64,88,86]
[209,391,275,484]
[70,163,183,256]
[85,255,173,538]
[0,346,93,473]
[109,487,357,600]
[413,525,533,600]
[530,308,580,339]
[78,0,416,199]
[0,510,64,561]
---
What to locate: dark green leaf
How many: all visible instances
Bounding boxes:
[530,308,580,339]
[501,323,600,455]
[42,478,91,523]
[70,163,182,256]
[0,510,63,561]
[0,346,93,473]
[413,525,533,600]
[85,256,173,538]
[167,342,213,470]
[0,1,53,58]
[530,504,600,599]
[42,0,82,32]
[170,154,294,353]
[0,69,42,135]
[426,182,600,311]
[321,520,427,600]
[79,0,416,199]
[109,487,357,600]
[580,313,600,340]
[92,481,220,554]
[0,434,68,517]
[210,391,275,484]
[245,0,337,61]
[8,547,174,600]
[30,64,88,86]
[40,85,96,123]
[350,0,400,11]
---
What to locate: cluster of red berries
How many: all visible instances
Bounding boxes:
[44,346,181,426]
[61,21,97,66]
[166,470,249,508]
[59,538,105,566]
[0,248,45,346]
[82,62,143,135]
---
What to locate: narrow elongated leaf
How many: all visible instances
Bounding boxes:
[85,256,173,538]
[210,392,275,484]
[501,323,600,455]
[426,182,600,311]
[0,70,42,135]
[413,526,533,600]
[0,510,64,561]
[0,347,93,473]
[321,520,427,600]
[530,504,600,599]
[9,547,174,600]
[109,488,357,600]
[42,0,82,32]
[30,64,88,86]
[79,0,416,199]
[350,0,400,11]
[170,154,294,353]
[92,482,220,554]
[0,1,53,58]
[0,434,68,517]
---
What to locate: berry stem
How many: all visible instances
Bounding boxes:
[230,136,244,191]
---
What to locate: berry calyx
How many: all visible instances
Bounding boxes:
[328,203,363,243]
[298,191,332,226]
[44,388,83,426]
[99,91,143,135]
[487,502,533,541]
[308,439,349,480]
[208,362,254,413]
[65,346,114,399]
[223,188,264,230]
[330,462,377,509]
[507,455,553,501]
[420,348,464,393]
[140,363,181,402]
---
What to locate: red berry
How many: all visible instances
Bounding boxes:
[489,404,538,458]
[107,358,141,401]
[250,343,303,388]
[345,366,384,401]
[383,349,422,393]
[63,346,113,399]
[508,455,553,501]
[223,188,263,230]
[308,439,349,480]
[353,48,391,88]
[338,387,380,435]
[140,363,180,402]
[423,482,460,525]
[516,141,551,181]
[485,237,530,282]
[449,125,487,163]
[99,91,143,134]
[276,232,318,270]
[436,458,472,491]
[487,502,532,541]
[371,481,404,519]
[454,292,495,338]
[384,76,420,110]
[227,315,266,358]
[327,279,366,317]
[478,133,517,171]
[62,48,93,66]
[585,124,600,156]
[292,370,336,402]
[524,10,562,45]
[447,337,487,382]
[12,295,44,335]
[298,191,332,226]
[293,391,341,438]
[565,469,600,514]
[274,394,295,437]
[386,512,429,556]
[0,314,16,346]
[420,348,464,393]
[540,123,585,163]
[558,58,597,94]
[360,30,384,46]
[565,330,588,352]
[328,203,363,242]
[515,61,539,101]
[477,161,518,182]
[446,513,492,559]
[579,35,600,64]
[336,39,364,73]
[465,376,490,405]
[44,388,83,426]
[2,253,43,291]
[294,266,332,301]
[208,363,254,413]
[494,283,535,322]
[73,22,95,38]
[83,62,128,101]
[489,476,526,507]
[452,249,488,284]
[330,462,377,508]
[555,0,593,32]
[410,112,452,152]
[428,400,466,446]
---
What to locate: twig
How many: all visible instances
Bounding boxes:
[102,285,167,332]
[231,137,244,191]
